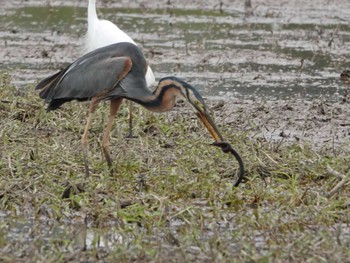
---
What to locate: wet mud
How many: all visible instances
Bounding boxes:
[1,0,350,147]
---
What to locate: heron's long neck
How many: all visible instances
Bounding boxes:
[88,0,98,28]
[132,84,183,113]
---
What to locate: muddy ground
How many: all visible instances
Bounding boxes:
[1,0,350,149]
[210,97,350,151]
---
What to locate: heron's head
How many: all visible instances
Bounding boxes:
[157,76,224,142]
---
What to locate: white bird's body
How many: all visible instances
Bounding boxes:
[86,0,155,87]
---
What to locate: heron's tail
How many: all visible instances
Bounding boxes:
[35,70,65,99]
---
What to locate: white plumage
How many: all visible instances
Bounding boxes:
[85,0,155,87]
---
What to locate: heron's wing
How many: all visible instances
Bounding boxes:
[38,55,132,104]
[36,70,66,94]
[118,72,154,102]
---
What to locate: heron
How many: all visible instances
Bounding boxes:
[86,0,156,137]
[36,42,237,179]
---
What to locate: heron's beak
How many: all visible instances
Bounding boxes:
[196,109,224,143]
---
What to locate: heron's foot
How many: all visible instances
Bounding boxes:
[125,130,137,139]
[104,153,113,168]
[103,148,116,176]
[105,152,115,176]
[107,159,115,176]
[84,163,90,178]
[82,148,90,177]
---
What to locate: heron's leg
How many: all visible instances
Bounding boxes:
[81,98,100,177]
[102,98,124,170]
[126,101,134,138]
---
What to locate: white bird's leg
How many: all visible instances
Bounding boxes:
[127,101,134,138]
[81,97,100,177]
[102,98,124,172]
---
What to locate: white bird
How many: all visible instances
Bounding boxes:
[85,0,155,87]
[85,0,156,137]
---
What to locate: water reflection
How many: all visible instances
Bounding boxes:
[2,210,350,257]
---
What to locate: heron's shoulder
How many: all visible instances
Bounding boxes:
[112,42,145,59]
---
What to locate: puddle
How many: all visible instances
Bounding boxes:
[1,208,349,259]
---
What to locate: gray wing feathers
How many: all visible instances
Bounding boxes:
[119,73,153,101]
[44,56,131,101]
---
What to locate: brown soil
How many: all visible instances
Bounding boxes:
[208,97,350,151]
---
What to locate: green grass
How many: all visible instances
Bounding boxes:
[0,72,350,262]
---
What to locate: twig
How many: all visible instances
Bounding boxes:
[7,156,15,178]
[326,165,349,198]
[326,165,345,180]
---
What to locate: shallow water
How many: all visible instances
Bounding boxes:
[2,208,349,260]
[1,0,350,100]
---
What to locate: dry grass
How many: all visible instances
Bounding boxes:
[1,72,350,262]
